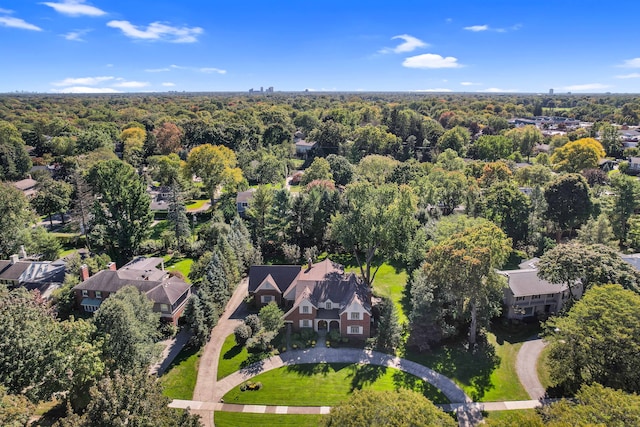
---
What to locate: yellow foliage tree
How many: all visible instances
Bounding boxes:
[185,144,244,199]
[120,127,146,167]
[550,137,605,173]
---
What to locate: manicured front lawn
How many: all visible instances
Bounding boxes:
[214,412,323,427]
[159,346,201,400]
[217,333,272,380]
[483,409,540,424]
[404,324,536,402]
[222,363,449,405]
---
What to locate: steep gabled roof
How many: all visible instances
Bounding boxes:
[0,261,31,281]
[146,276,191,305]
[255,274,280,293]
[248,265,301,293]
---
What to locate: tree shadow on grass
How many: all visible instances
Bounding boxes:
[391,370,449,404]
[346,364,385,391]
[285,362,345,377]
[239,353,269,375]
[223,344,243,360]
[405,337,501,401]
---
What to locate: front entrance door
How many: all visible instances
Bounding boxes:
[318,320,328,330]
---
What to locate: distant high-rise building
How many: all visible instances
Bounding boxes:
[549,88,554,95]
[260,86,264,92]
[266,86,274,93]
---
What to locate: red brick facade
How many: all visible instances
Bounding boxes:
[340,311,371,338]
[253,289,282,307]
[284,305,317,330]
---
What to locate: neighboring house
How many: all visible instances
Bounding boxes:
[148,185,172,211]
[598,159,617,172]
[236,189,255,217]
[621,253,640,271]
[73,257,191,324]
[11,177,38,198]
[295,140,316,157]
[0,252,66,299]
[500,258,582,321]
[628,157,640,173]
[248,258,372,339]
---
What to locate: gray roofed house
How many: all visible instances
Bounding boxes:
[11,177,38,198]
[74,256,191,324]
[236,189,255,217]
[621,253,640,271]
[248,258,373,338]
[0,253,66,299]
[500,263,582,321]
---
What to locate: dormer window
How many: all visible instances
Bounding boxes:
[326,302,332,309]
[95,291,102,299]
[302,305,310,314]
[81,290,88,298]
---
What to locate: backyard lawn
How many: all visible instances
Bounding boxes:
[537,345,553,390]
[159,346,201,400]
[185,199,210,211]
[166,257,194,282]
[215,413,323,427]
[344,261,409,324]
[222,363,449,405]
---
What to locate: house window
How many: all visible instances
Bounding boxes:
[302,305,310,314]
[95,291,102,299]
[350,312,360,320]
[515,296,525,301]
[261,295,274,304]
[326,302,332,309]
[348,326,361,334]
[161,304,169,312]
[300,319,311,328]
[532,295,541,300]
[81,290,88,298]
[547,293,555,298]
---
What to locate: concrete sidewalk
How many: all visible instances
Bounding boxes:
[170,398,549,414]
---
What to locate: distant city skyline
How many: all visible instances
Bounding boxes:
[2,0,640,94]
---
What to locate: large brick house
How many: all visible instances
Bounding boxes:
[73,257,191,324]
[248,258,372,339]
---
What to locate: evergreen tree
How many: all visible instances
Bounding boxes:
[166,181,191,251]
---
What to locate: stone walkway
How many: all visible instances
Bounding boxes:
[516,337,548,400]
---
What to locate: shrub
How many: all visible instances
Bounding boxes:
[299,327,317,342]
[246,330,276,353]
[234,324,252,346]
[244,314,262,335]
[159,322,178,339]
[328,330,341,342]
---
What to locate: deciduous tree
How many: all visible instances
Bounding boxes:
[544,174,592,242]
[550,137,605,173]
[0,183,34,259]
[0,121,31,181]
[185,144,244,199]
[87,160,153,265]
[545,285,640,393]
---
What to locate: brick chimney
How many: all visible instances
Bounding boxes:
[80,264,90,282]
[107,262,117,271]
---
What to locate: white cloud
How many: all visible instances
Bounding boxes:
[52,76,114,86]
[464,25,489,32]
[619,58,640,68]
[41,0,106,17]
[52,86,120,93]
[414,88,452,92]
[562,83,609,91]
[107,20,203,43]
[112,80,149,88]
[199,67,226,74]
[0,8,13,14]
[379,34,427,54]
[145,67,171,72]
[63,29,91,41]
[0,16,43,31]
[162,82,175,87]
[616,73,640,79]
[480,87,518,93]
[460,81,481,86]
[402,53,462,69]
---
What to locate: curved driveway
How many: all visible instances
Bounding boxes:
[516,337,547,400]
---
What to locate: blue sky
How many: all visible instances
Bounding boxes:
[2,0,640,93]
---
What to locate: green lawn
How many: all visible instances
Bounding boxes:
[483,409,540,424]
[217,334,273,380]
[159,346,201,400]
[58,248,78,258]
[166,258,194,282]
[404,324,537,402]
[214,413,323,427]
[185,199,210,211]
[222,363,449,405]
[345,262,408,324]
